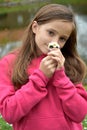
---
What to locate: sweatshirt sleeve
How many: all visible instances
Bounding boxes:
[53,68,87,123]
[0,56,49,124]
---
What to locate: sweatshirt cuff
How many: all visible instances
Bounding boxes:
[29,69,50,86]
[53,68,71,88]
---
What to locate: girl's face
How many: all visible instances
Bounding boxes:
[32,19,73,55]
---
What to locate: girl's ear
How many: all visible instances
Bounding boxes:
[32,21,39,34]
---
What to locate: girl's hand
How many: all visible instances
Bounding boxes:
[48,49,65,70]
[39,55,57,78]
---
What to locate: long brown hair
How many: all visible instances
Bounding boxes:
[12,4,86,89]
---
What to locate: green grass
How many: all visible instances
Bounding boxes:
[0,116,12,130]
[83,116,87,130]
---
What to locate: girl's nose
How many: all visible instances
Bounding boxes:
[52,40,59,45]
[52,36,59,43]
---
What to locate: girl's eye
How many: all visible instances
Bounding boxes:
[48,31,54,36]
[59,37,67,43]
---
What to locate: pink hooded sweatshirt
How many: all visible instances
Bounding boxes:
[0,52,87,130]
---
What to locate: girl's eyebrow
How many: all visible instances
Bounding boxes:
[47,28,57,33]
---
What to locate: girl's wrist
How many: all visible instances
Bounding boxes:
[56,66,65,71]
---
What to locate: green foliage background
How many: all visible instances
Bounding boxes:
[0,0,87,15]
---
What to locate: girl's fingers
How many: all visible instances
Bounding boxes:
[51,55,65,69]
[42,55,57,65]
[47,62,57,69]
[39,55,57,78]
[48,49,63,59]
[51,56,60,62]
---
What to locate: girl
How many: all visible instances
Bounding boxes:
[0,4,87,130]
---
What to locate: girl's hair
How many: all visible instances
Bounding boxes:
[11,4,86,89]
